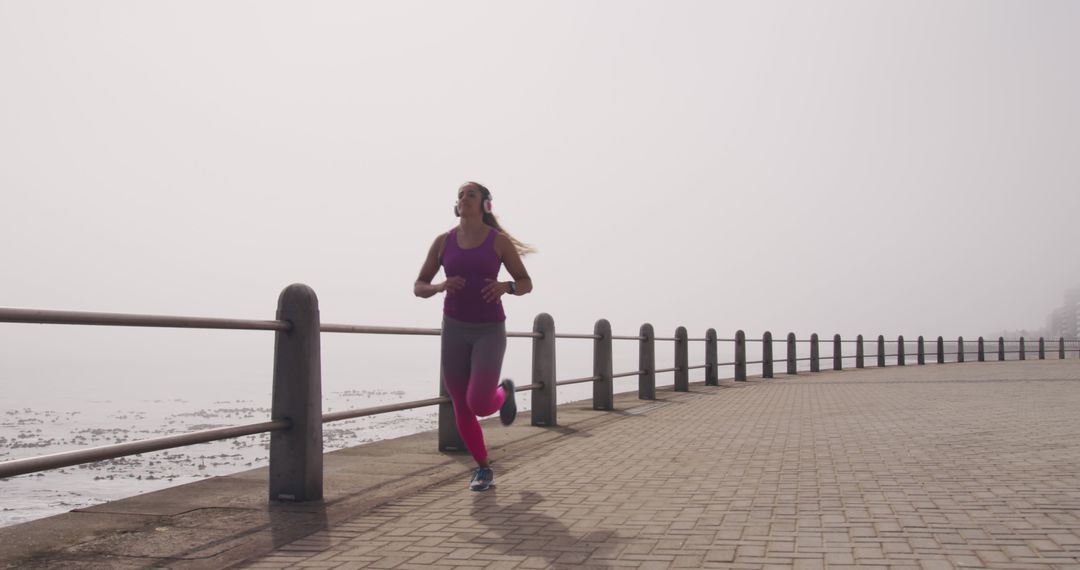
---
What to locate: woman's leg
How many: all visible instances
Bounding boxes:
[466,323,507,417]
[441,323,488,465]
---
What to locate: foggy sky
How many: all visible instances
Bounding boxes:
[2,1,1078,400]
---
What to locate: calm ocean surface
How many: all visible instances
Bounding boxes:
[0,388,440,528]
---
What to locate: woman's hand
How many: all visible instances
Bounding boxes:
[442,276,466,295]
[481,279,509,303]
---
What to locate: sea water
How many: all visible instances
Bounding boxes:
[0,389,439,528]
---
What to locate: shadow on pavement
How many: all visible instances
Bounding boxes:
[269,502,329,550]
[466,489,625,569]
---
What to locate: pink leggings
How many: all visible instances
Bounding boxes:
[441,317,507,464]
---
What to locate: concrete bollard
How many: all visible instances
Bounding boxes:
[1020,337,1026,360]
[856,335,865,368]
[917,336,925,365]
[531,313,557,426]
[936,336,945,364]
[833,334,842,371]
[270,283,323,502]
[957,336,965,363]
[998,337,1005,361]
[593,319,613,410]
[675,327,689,391]
[810,333,820,372]
[787,332,797,375]
[706,329,718,386]
[897,336,905,366]
[762,331,774,379]
[735,330,747,381]
[1060,337,1066,360]
[1038,337,1045,360]
[639,323,656,398]
[977,337,985,362]
[877,335,886,367]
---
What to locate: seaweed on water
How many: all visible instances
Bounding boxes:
[171,410,220,419]
[186,424,232,431]
[73,428,129,436]
[334,389,406,398]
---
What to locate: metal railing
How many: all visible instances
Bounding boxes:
[2,283,1077,502]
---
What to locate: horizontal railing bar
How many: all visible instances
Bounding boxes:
[323,396,450,423]
[0,307,288,332]
[612,370,645,379]
[557,375,601,386]
[6,308,1064,350]
[655,367,678,373]
[686,364,708,370]
[322,323,439,335]
[654,337,678,342]
[718,361,737,366]
[321,323,542,338]
[746,360,764,365]
[0,419,290,479]
[766,338,1068,344]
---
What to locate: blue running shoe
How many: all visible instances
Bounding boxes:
[499,379,517,425]
[469,467,494,492]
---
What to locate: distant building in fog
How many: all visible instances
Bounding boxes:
[1045,285,1080,340]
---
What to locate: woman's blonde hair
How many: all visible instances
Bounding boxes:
[465,181,537,256]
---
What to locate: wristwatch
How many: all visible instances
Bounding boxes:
[507,281,517,295]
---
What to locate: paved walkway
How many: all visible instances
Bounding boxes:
[241,360,1080,570]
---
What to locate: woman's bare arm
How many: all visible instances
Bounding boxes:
[501,241,533,295]
[480,234,533,303]
[414,234,447,298]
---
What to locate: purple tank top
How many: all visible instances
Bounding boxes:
[442,227,506,323]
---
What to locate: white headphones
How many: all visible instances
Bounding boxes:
[454,192,493,217]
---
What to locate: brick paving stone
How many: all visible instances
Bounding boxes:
[482,561,520,570]
[240,361,1080,569]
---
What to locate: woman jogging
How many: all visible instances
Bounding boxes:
[414,181,534,491]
